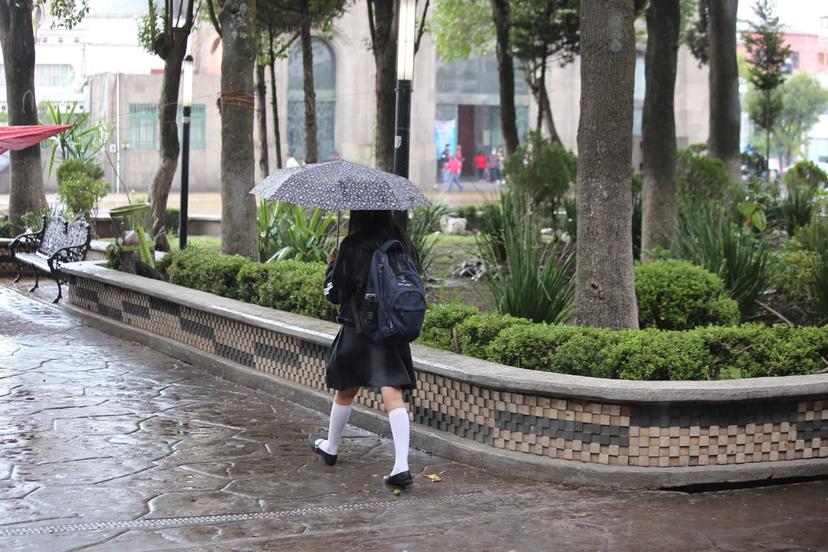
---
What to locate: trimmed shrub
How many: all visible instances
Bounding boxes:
[486,324,587,372]
[236,262,273,304]
[161,248,336,320]
[635,260,739,330]
[456,313,532,359]
[612,329,712,381]
[174,250,247,300]
[716,324,828,378]
[163,247,215,289]
[677,148,731,204]
[274,261,336,321]
[548,329,620,379]
[418,302,480,350]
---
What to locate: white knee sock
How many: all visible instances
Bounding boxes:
[388,407,410,475]
[319,402,351,455]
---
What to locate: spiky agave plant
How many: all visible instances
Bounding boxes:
[478,189,574,323]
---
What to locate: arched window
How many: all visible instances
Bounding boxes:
[287,38,336,162]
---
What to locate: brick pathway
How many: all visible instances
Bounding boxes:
[1,286,826,551]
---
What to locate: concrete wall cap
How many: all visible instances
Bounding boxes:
[63,260,828,404]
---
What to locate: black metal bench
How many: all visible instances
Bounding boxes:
[10,215,92,302]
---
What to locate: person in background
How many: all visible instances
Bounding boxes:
[496,146,506,184]
[487,148,501,184]
[439,144,450,173]
[286,153,300,168]
[474,150,488,181]
[444,154,462,192]
[309,210,417,489]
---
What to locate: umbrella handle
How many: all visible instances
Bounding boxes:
[336,210,341,249]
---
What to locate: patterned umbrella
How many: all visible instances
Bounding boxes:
[250,159,430,210]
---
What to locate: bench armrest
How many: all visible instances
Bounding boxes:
[10,231,44,256]
[48,242,91,272]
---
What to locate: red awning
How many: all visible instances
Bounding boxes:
[0,124,73,155]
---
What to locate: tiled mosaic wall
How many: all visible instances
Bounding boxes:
[68,276,828,468]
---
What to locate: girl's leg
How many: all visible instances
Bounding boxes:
[381,386,410,476]
[318,386,360,454]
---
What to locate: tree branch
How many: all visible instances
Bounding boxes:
[206,0,221,37]
[275,31,300,57]
[165,0,173,33]
[414,0,429,54]
[758,300,795,326]
[185,0,196,32]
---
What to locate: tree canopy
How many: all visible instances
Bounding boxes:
[428,0,494,61]
[749,72,828,163]
[35,0,89,28]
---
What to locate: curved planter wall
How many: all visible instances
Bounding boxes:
[61,262,828,489]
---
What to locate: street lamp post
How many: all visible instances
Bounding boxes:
[393,0,416,226]
[179,54,193,250]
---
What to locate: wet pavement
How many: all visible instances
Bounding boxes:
[1,285,827,551]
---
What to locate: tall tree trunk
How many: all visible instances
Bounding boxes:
[764,89,771,183]
[575,0,638,330]
[538,80,561,145]
[268,36,283,170]
[707,0,740,181]
[219,0,258,259]
[368,0,398,172]
[149,30,188,252]
[641,0,680,260]
[533,62,544,132]
[0,1,46,231]
[256,62,270,177]
[300,7,318,164]
[490,0,519,155]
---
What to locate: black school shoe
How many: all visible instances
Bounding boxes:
[383,470,413,488]
[308,433,337,466]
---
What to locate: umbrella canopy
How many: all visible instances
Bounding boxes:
[250,159,430,210]
[0,124,73,155]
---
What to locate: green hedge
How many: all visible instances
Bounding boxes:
[486,322,827,381]
[155,249,828,381]
[635,260,739,330]
[418,302,480,350]
[159,247,336,321]
[456,313,532,359]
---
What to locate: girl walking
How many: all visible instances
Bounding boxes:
[308,210,417,488]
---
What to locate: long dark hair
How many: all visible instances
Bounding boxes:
[347,210,413,255]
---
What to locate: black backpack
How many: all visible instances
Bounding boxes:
[353,240,426,343]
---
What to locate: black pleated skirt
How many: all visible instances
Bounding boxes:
[326,324,417,391]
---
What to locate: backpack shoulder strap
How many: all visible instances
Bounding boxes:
[378,239,403,254]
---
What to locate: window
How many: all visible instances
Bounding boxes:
[287,38,336,161]
[819,52,826,65]
[0,64,75,88]
[128,103,157,150]
[34,64,75,87]
[436,55,528,96]
[177,104,206,150]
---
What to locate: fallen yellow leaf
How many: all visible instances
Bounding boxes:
[424,473,442,482]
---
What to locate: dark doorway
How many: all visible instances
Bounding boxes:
[457,105,475,177]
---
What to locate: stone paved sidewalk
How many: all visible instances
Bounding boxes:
[1,286,827,551]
